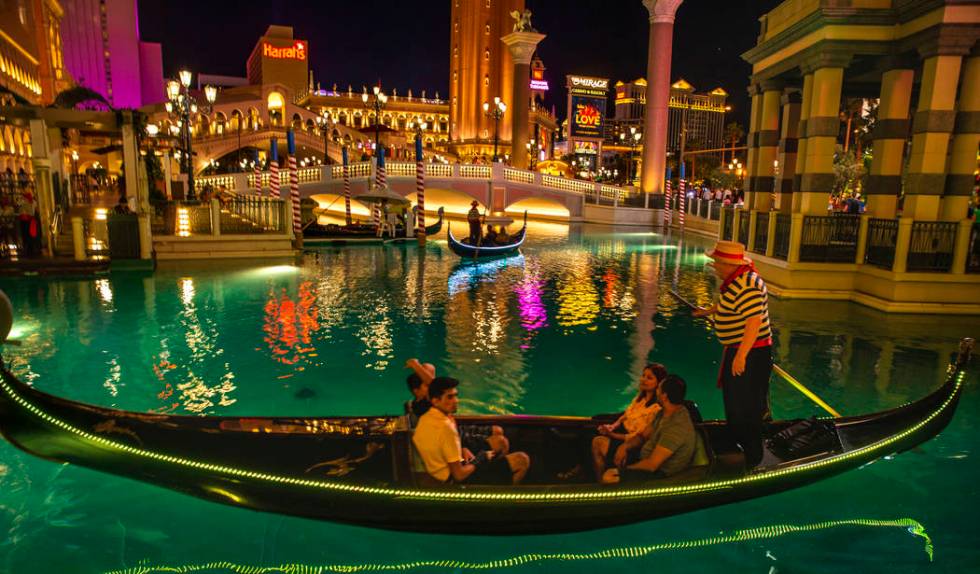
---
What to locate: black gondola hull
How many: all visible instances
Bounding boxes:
[304,208,444,242]
[0,364,964,534]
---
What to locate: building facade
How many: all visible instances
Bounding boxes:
[246,25,308,100]
[59,0,164,108]
[0,0,71,172]
[448,0,523,158]
[734,0,980,313]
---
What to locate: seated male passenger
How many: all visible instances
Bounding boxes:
[482,224,498,246]
[412,377,529,485]
[601,375,698,484]
[404,358,508,454]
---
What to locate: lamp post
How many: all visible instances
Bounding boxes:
[316,113,336,164]
[525,138,539,170]
[619,126,642,186]
[166,71,215,200]
[771,159,779,210]
[361,86,388,155]
[483,97,506,163]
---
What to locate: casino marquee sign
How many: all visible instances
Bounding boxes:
[263,41,308,61]
[566,75,609,139]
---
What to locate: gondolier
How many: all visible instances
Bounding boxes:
[693,240,773,469]
[467,201,482,244]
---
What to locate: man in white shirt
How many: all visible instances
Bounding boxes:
[412,377,529,485]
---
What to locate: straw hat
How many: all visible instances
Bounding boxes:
[470,200,479,207]
[706,240,752,265]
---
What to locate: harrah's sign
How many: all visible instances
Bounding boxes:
[262,41,307,61]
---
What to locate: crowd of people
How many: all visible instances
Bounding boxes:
[0,168,41,259]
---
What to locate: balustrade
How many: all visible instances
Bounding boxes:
[799,214,860,263]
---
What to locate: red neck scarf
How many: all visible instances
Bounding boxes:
[720,262,757,293]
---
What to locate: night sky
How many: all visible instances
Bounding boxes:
[138,0,783,126]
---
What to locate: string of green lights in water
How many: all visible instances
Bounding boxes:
[0,369,964,503]
[101,517,932,574]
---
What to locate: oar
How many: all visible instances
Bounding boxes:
[667,289,842,418]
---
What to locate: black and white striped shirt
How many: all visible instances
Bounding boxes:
[714,270,771,346]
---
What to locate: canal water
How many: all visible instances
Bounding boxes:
[0,222,976,573]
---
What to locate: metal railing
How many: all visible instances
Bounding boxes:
[722,207,734,240]
[737,210,750,246]
[709,201,721,221]
[969,225,980,274]
[864,218,898,269]
[772,213,791,260]
[799,214,860,263]
[907,221,957,272]
[752,212,770,254]
[698,199,709,219]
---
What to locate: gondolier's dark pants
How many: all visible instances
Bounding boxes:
[468,221,481,244]
[720,345,773,468]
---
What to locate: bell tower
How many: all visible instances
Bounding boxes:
[448,0,525,160]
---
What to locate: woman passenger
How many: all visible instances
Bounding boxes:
[591,363,668,480]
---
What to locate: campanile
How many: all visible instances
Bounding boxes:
[449,0,525,160]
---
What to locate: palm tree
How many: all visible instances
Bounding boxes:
[723,122,745,164]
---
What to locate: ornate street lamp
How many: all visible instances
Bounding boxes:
[361,85,388,154]
[483,97,506,163]
[619,126,641,185]
[166,69,215,200]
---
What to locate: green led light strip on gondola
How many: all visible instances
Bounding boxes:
[101,517,932,574]
[0,367,965,503]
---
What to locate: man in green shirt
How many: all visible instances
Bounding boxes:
[601,375,697,484]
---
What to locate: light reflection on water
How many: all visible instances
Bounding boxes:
[0,223,977,573]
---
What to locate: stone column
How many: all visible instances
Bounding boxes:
[28,118,54,257]
[798,56,849,215]
[942,52,980,221]
[750,81,783,211]
[639,0,683,196]
[121,114,152,259]
[792,72,814,211]
[744,84,762,205]
[904,49,964,221]
[775,90,802,213]
[501,31,546,170]
[866,66,914,219]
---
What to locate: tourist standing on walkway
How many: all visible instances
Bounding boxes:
[693,240,773,468]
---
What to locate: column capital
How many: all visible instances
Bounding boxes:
[642,0,683,24]
[780,90,802,106]
[759,79,785,93]
[500,32,546,65]
[916,28,978,59]
[800,52,852,74]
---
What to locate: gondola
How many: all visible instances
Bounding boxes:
[0,340,969,535]
[304,207,444,244]
[447,211,527,258]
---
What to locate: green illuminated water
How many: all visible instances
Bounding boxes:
[0,223,977,573]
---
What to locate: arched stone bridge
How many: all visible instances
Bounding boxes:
[198,163,648,221]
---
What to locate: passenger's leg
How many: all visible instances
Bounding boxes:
[591,435,610,480]
[505,452,530,484]
[486,433,509,455]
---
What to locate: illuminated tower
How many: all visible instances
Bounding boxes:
[449,0,524,160]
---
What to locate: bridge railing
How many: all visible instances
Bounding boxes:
[203,161,670,208]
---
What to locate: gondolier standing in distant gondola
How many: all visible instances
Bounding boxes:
[466,200,482,245]
[693,240,773,469]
